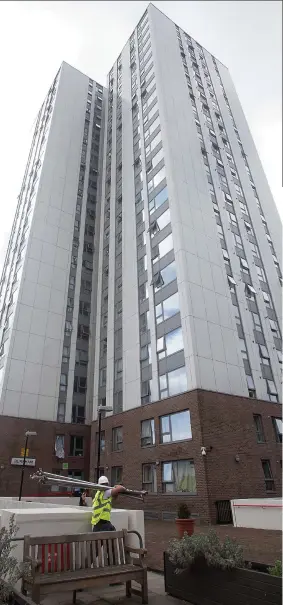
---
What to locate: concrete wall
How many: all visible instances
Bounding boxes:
[231,498,282,530]
[0,501,144,590]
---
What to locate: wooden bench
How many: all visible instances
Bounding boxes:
[22,529,148,604]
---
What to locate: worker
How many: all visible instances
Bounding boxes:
[91,475,126,532]
[79,490,88,507]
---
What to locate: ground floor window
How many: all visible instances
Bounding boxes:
[162,459,196,493]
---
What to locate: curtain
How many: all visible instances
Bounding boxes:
[55,435,65,459]
[173,460,196,493]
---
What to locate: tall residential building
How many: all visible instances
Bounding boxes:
[0,63,105,490]
[0,4,281,517]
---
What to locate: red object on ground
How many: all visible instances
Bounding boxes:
[41,544,71,572]
[175,518,195,538]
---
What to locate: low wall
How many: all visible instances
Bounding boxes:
[231,498,282,530]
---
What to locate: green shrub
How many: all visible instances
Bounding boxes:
[268,560,282,577]
[167,530,245,573]
[177,503,191,519]
[0,515,30,602]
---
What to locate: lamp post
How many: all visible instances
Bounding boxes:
[96,406,112,483]
[18,431,37,501]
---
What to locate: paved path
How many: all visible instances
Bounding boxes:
[42,572,188,604]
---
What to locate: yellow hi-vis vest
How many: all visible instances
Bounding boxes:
[91,490,112,526]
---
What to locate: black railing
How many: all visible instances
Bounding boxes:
[215,500,233,524]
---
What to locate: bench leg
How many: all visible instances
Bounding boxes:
[141,570,148,605]
[31,585,40,604]
[73,590,77,604]
[126,580,132,598]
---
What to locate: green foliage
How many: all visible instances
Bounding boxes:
[177,503,191,519]
[168,530,245,574]
[0,515,30,602]
[268,560,282,577]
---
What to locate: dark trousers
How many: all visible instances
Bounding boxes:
[92,520,116,561]
[92,520,116,533]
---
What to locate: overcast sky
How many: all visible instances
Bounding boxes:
[0,0,281,273]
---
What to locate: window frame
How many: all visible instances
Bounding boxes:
[161,459,196,494]
[112,426,123,452]
[142,463,157,492]
[70,435,84,457]
[253,414,265,443]
[111,466,123,485]
[261,459,275,492]
[272,418,282,443]
[141,418,155,447]
[160,410,192,444]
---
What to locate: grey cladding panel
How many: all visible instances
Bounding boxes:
[154,280,178,306]
[261,364,273,381]
[253,330,265,345]
[153,249,175,274]
[156,312,181,339]
[158,350,185,376]
[151,223,172,247]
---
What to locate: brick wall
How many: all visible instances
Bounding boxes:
[0,415,91,497]
[198,391,282,522]
[145,520,282,570]
[90,389,282,523]
[91,391,211,522]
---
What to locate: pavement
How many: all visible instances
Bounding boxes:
[42,571,187,604]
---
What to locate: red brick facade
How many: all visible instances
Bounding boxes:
[90,390,282,524]
[0,389,281,518]
[0,415,90,498]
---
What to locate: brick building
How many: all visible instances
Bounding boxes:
[90,390,282,524]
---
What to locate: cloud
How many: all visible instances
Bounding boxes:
[0,0,281,275]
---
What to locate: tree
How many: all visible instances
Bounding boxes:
[0,515,29,603]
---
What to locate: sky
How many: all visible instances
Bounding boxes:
[0,0,281,274]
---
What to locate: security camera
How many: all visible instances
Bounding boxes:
[201,446,207,456]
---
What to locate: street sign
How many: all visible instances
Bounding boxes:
[20,448,29,457]
[62,462,69,470]
[11,457,36,467]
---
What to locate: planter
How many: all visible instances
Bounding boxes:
[175,518,195,537]
[2,585,36,605]
[164,552,282,605]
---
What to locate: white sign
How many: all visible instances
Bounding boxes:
[11,457,36,467]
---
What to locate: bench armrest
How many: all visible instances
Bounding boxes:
[25,556,42,572]
[126,530,144,549]
[125,546,147,556]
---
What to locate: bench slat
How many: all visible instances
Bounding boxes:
[101,540,109,567]
[81,540,86,569]
[98,539,103,567]
[91,540,97,569]
[113,537,119,566]
[57,543,61,572]
[119,537,125,565]
[86,541,91,568]
[35,564,143,584]
[44,545,48,574]
[50,544,55,573]
[28,531,125,546]
[107,538,114,566]
[75,542,80,570]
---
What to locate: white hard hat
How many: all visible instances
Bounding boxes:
[98,475,109,485]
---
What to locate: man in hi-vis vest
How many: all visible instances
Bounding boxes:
[91,475,126,532]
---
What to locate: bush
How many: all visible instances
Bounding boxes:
[167,530,245,574]
[0,515,30,602]
[177,503,191,519]
[268,560,282,577]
